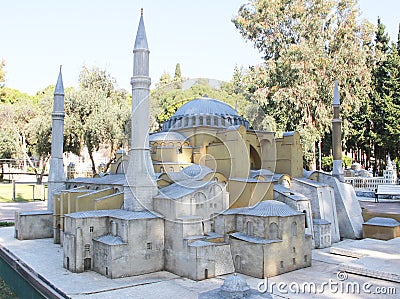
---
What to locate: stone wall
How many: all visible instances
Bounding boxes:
[14,211,53,240]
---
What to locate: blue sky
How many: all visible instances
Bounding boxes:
[1,0,399,94]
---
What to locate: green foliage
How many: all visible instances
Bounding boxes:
[0,221,14,227]
[233,0,374,168]
[0,59,5,83]
[321,156,333,171]
[321,155,352,171]
[151,69,249,131]
[0,128,19,159]
[73,66,130,174]
[0,87,33,104]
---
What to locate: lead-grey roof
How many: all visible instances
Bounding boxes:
[95,234,126,245]
[223,200,302,217]
[183,164,213,178]
[188,240,216,247]
[155,180,213,200]
[20,210,53,216]
[66,209,162,220]
[250,169,274,178]
[159,164,214,183]
[173,97,239,117]
[149,131,187,142]
[364,217,400,227]
[282,131,295,137]
[68,174,126,185]
[313,219,331,225]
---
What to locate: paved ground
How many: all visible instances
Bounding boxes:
[359,200,400,215]
[0,201,48,222]
[0,227,398,299]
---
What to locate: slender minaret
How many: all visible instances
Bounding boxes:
[123,9,158,211]
[47,66,66,211]
[332,80,344,181]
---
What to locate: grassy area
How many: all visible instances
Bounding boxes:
[0,222,14,227]
[0,278,18,299]
[0,183,46,203]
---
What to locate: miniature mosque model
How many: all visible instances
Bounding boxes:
[14,11,364,281]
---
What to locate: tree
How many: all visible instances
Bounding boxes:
[0,59,5,83]
[368,18,400,172]
[73,66,130,175]
[174,63,182,81]
[233,0,374,169]
[151,70,250,131]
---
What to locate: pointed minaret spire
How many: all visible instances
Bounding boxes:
[48,66,66,212]
[124,10,157,211]
[134,8,149,50]
[331,80,344,181]
[333,80,340,106]
[55,65,64,95]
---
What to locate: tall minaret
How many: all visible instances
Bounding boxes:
[47,66,66,211]
[123,9,158,211]
[332,80,344,181]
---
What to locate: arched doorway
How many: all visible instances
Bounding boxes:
[250,145,261,170]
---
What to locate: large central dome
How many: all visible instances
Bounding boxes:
[162,96,249,131]
[174,97,239,117]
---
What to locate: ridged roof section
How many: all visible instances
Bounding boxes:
[173,97,238,117]
[365,217,400,227]
[66,209,162,220]
[95,234,126,245]
[149,131,187,142]
[155,180,213,200]
[183,164,213,178]
[223,200,301,217]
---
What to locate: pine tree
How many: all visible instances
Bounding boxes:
[370,18,400,170]
[173,63,182,89]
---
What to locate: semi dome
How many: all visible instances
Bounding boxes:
[149,131,187,142]
[162,96,249,131]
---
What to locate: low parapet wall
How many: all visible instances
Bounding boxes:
[14,211,53,240]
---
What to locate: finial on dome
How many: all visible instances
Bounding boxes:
[141,8,143,16]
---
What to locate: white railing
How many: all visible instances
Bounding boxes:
[344,176,398,191]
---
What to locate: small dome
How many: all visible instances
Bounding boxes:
[149,131,187,142]
[220,274,251,298]
[174,97,238,117]
[182,164,213,178]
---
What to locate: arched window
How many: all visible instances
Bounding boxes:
[234,255,242,271]
[246,221,254,236]
[269,222,279,239]
[291,221,297,236]
[169,167,174,172]
[160,166,165,173]
[303,210,308,228]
